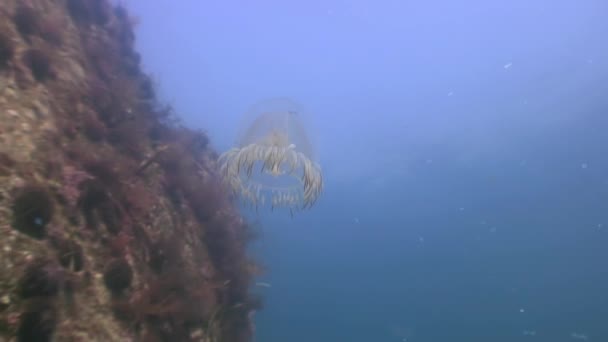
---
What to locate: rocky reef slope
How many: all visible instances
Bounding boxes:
[0,0,259,341]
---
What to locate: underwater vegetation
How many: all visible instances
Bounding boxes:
[0,31,15,69]
[218,98,324,213]
[0,0,259,341]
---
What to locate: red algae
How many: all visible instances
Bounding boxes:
[0,0,259,341]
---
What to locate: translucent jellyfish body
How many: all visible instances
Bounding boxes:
[218,98,323,212]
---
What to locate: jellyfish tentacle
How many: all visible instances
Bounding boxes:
[216,100,323,213]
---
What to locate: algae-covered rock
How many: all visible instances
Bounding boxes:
[0,1,259,341]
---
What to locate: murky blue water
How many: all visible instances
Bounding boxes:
[126,0,608,340]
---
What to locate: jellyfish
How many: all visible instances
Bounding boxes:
[218,98,323,213]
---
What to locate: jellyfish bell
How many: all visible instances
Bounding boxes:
[218,98,323,213]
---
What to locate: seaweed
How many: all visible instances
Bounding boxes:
[0,151,16,175]
[13,5,42,38]
[66,0,110,26]
[22,48,54,82]
[115,259,220,340]
[0,31,15,69]
[77,178,123,234]
[50,236,85,272]
[13,5,63,45]
[18,260,60,299]
[148,236,182,274]
[81,111,107,142]
[0,1,260,340]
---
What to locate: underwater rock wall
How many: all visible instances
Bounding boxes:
[0,0,259,341]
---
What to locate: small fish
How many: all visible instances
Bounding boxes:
[504,62,513,69]
[523,330,536,336]
[255,282,272,288]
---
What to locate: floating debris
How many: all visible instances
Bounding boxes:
[571,332,589,340]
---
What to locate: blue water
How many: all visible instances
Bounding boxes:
[125,0,608,340]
